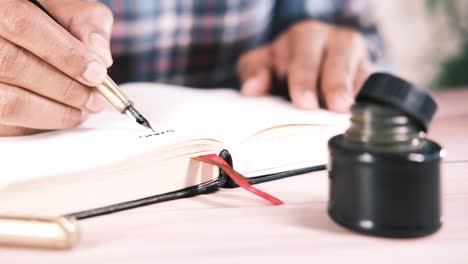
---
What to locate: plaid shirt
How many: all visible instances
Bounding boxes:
[98,0,384,88]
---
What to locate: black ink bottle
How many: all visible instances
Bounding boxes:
[328,73,444,238]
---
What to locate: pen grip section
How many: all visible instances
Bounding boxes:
[96,76,132,112]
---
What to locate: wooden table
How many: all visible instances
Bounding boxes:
[3,90,468,264]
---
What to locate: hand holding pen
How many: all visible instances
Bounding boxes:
[0,0,152,136]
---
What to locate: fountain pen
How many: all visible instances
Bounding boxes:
[28,0,154,132]
[96,77,154,131]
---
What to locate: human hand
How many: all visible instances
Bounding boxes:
[237,20,374,113]
[0,0,113,136]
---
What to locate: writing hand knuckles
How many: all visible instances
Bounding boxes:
[61,79,89,108]
[59,107,79,127]
[0,40,30,83]
[0,85,23,121]
[0,1,34,37]
[62,46,89,74]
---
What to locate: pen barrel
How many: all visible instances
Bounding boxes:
[96,76,132,113]
[0,215,80,250]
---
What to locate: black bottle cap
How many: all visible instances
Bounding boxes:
[356,73,437,131]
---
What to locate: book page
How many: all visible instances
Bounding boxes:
[1,82,347,185]
[0,111,194,186]
[120,83,349,146]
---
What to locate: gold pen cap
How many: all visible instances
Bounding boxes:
[0,215,80,250]
[95,76,132,112]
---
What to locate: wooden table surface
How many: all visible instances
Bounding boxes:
[2,89,468,264]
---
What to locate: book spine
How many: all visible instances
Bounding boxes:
[69,179,222,220]
[67,150,234,220]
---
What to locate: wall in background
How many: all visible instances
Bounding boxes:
[370,0,462,87]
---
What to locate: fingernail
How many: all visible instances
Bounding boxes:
[85,92,108,113]
[89,32,113,66]
[242,77,261,96]
[81,112,90,123]
[298,90,319,110]
[82,61,107,85]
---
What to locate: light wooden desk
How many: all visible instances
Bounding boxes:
[3,90,468,264]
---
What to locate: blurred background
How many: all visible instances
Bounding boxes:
[372,0,468,89]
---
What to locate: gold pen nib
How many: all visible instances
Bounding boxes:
[124,104,154,132]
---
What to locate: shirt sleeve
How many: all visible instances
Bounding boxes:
[272,0,385,64]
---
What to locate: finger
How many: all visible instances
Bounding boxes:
[272,33,289,79]
[0,0,108,86]
[0,36,107,113]
[237,46,272,96]
[287,21,331,110]
[240,69,271,97]
[0,124,42,137]
[0,83,86,129]
[42,0,114,66]
[321,28,367,113]
[353,59,375,94]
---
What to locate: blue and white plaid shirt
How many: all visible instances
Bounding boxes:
[98,0,384,88]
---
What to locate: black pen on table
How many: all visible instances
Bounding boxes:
[28,0,155,132]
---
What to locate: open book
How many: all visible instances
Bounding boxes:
[0,83,348,218]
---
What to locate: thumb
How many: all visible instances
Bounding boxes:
[41,0,114,67]
[237,46,272,96]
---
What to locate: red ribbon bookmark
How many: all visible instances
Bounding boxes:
[195,154,284,205]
